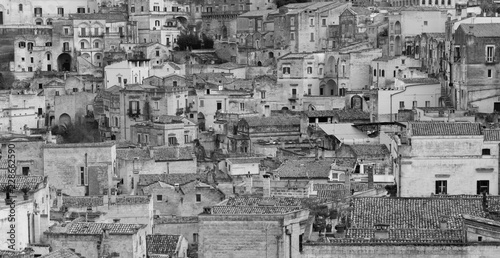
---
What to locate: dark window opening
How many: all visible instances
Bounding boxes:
[435,180,447,194]
[477,180,489,195]
[482,149,491,155]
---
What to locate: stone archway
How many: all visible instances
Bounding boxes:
[327,80,338,96]
[57,53,72,71]
[257,61,262,66]
[59,113,72,126]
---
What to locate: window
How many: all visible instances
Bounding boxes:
[486,46,495,62]
[401,59,405,65]
[34,7,42,17]
[38,83,43,89]
[19,4,23,11]
[412,101,417,108]
[381,70,385,77]
[424,21,428,26]
[290,32,295,40]
[156,195,163,201]
[196,194,201,202]
[168,136,177,146]
[373,69,377,76]
[482,149,491,155]
[310,18,314,26]
[77,7,85,13]
[488,69,492,78]
[399,101,405,109]
[22,167,29,175]
[477,180,489,194]
[310,33,314,41]
[307,67,312,74]
[319,68,323,75]
[129,101,139,115]
[282,67,290,74]
[184,134,189,143]
[80,167,88,186]
[30,57,34,63]
[155,50,160,57]
[141,6,144,12]
[435,180,447,194]
[199,100,204,107]
[144,134,149,143]
[173,81,177,87]
[153,6,160,11]
[290,17,295,26]
[137,133,141,143]
[81,42,85,49]
[193,233,199,243]
[94,42,99,48]
[94,28,99,36]
[425,101,430,107]
[155,20,160,27]
[261,91,266,99]
[131,6,135,12]
[322,18,326,26]
[64,28,69,35]
[217,102,222,110]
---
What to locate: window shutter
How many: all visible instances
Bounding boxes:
[435,181,439,194]
[84,167,88,186]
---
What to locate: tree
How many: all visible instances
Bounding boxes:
[274,0,309,8]
[177,33,202,51]
[0,71,16,90]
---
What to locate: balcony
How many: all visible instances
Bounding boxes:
[288,94,298,101]
[79,33,104,38]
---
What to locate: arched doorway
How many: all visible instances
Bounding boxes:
[257,61,262,66]
[197,112,206,131]
[281,107,289,111]
[59,113,72,126]
[57,53,72,71]
[395,36,401,56]
[351,95,363,110]
[327,80,338,96]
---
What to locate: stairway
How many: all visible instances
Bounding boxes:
[440,87,454,108]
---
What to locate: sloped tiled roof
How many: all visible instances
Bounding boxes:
[116,148,152,160]
[41,248,82,258]
[400,78,440,85]
[212,206,302,214]
[345,144,390,157]
[0,175,45,191]
[317,189,348,200]
[138,173,200,187]
[226,157,263,164]
[458,23,500,38]
[243,115,301,127]
[66,222,146,235]
[346,228,463,240]
[350,196,500,230]
[275,158,356,179]
[410,122,482,136]
[115,196,150,205]
[154,216,198,224]
[484,129,500,142]
[153,146,194,161]
[146,235,180,256]
[62,196,104,208]
[225,197,304,206]
[313,183,346,191]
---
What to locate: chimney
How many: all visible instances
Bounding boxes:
[374,224,390,239]
[263,174,271,197]
[315,145,319,161]
[439,219,448,230]
[367,165,374,189]
[245,172,253,194]
[56,189,63,209]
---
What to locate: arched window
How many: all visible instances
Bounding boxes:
[47,19,52,25]
[155,20,160,26]
[19,4,23,11]
[94,41,99,48]
[81,42,85,49]
[47,53,51,60]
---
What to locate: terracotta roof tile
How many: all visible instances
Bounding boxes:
[66,222,146,235]
[146,235,180,256]
[459,23,500,38]
[275,158,356,179]
[153,146,194,161]
[410,122,482,136]
[305,109,370,120]
[350,196,500,230]
[346,228,463,240]
[484,129,500,142]
[317,190,348,200]
[41,248,82,258]
[138,174,200,186]
[0,175,45,191]
[344,144,390,157]
[116,148,152,160]
[154,216,198,224]
[313,183,346,191]
[243,115,301,127]
[115,196,150,205]
[212,206,302,214]
[62,196,104,208]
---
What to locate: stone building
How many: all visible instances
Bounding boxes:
[198,196,310,258]
[45,221,147,258]
[273,1,350,53]
[43,142,118,196]
[130,116,198,147]
[397,122,499,196]
[137,174,225,217]
[303,196,500,257]
[454,23,500,113]
[153,216,199,244]
[0,136,45,176]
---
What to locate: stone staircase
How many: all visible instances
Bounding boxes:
[441,88,454,108]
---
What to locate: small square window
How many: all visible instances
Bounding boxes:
[482,149,491,155]
[156,195,163,201]
[424,21,428,26]
[488,69,492,78]
[196,194,201,202]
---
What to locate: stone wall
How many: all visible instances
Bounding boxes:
[302,243,500,258]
